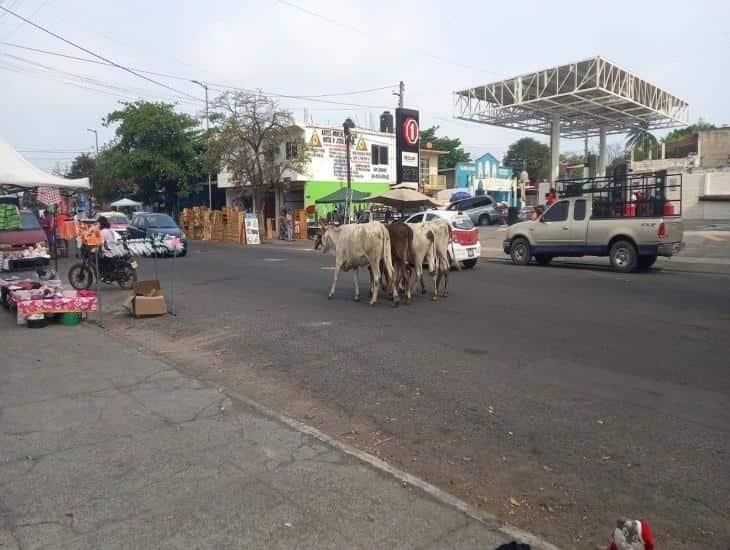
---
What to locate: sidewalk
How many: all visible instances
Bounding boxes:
[0,315,548,549]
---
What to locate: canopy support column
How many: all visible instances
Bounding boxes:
[550,113,560,183]
[597,125,607,177]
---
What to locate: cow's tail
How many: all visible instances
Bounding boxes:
[426,230,436,275]
[381,225,398,302]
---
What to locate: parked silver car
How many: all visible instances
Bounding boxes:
[445,196,500,226]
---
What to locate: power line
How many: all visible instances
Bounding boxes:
[0,52,202,105]
[0,40,396,109]
[302,84,398,98]
[0,4,200,100]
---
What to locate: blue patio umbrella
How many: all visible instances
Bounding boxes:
[450,191,471,202]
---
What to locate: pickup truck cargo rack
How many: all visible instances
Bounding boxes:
[555,170,682,219]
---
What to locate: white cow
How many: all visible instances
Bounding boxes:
[409,224,437,299]
[315,222,399,306]
[423,218,454,297]
[409,218,453,299]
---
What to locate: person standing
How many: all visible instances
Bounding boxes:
[286,209,293,241]
[546,188,557,206]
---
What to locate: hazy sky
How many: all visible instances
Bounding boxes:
[1,0,728,173]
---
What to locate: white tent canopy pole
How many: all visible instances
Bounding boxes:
[0,137,90,190]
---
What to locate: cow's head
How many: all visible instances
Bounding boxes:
[314,222,337,253]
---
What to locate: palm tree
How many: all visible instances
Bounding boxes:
[625,122,659,160]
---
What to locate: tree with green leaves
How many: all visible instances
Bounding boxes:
[101,101,203,214]
[419,126,470,170]
[503,137,551,181]
[625,122,659,161]
[205,91,310,216]
[663,119,716,144]
[65,153,96,179]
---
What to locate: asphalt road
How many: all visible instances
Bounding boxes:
[104,241,730,549]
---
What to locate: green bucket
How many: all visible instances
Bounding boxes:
[59,312,82,326]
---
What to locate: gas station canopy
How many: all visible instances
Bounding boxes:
[452,57,689,181]
[453,56,688,138]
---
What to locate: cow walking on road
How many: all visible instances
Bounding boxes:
[409,218,454,299]
[314,222,399,306]
[383,221,413,304]
[423,218,454,298]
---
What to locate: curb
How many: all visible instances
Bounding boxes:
[92,324,560,550]
[221,386,562,550]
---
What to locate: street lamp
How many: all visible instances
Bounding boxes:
[86,128,99,156]
[192,79,212,209]
[343,118,355,224]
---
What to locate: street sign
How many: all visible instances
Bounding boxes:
[396,108,419,186]
[402,117,419,146]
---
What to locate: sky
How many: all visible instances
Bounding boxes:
[0,0,728,173]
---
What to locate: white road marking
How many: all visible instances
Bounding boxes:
[263,258,286,262]
[320,266,336,270]
[304,321,332,327]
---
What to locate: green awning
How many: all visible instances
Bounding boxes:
[314,188,372,204]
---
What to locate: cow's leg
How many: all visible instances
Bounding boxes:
[368,260,381,306]
[352,268,361,302]
[403,264,412,304]
[428,254,438,301]
[442,254,451,297]
[386,260,400,307]
[417,263,427,294]
[437,255,450,297]
[328,266,341,299]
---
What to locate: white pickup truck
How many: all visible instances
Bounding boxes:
[503,196,684,272]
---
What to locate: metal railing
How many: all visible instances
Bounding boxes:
[556,171,682,219]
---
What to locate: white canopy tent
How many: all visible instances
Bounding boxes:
[110,198,142,208]
[0,137,90,190]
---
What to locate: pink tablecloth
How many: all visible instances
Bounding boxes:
[14,295,98,316]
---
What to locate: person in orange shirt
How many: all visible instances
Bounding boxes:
[546,188,557,206]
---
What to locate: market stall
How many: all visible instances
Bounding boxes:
[0,138,90,275]
[1,138,94,327]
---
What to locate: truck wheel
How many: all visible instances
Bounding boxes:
[479,214,491,226]
[609,240,638,273]
[534,254,553,266]
[510,238,531,266]
[637,255,657,270]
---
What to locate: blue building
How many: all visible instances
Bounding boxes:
[453,153,515,204]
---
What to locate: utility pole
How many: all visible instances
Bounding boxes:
[86,128,100,215]
[343,118,355,223]
[86,128,99,156]
[394,81,404,108]
[192,80,212,209]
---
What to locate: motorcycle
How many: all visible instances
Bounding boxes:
[68,241,138,290]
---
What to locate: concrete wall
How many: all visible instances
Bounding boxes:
[681,170,730,220]
[699,129,730,168]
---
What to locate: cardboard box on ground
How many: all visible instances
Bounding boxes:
[123,280,166,317]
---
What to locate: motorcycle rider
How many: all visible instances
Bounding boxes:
[98,216,118,280]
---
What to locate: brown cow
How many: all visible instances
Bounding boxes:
[383,221,413,304]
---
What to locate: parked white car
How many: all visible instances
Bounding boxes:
[404,209,481,268]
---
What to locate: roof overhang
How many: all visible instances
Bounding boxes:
[453,57,689,138]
